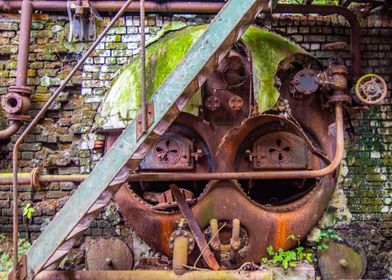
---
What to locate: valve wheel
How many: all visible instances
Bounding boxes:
[355,74,387,105]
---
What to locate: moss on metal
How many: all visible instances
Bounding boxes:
[96,24,308,129]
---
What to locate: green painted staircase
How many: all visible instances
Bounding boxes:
[24,0,273,278]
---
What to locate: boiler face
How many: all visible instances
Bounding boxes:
[103,41,338,269]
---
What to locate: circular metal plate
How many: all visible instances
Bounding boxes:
[318,241,366,280]
[86,238,133,270]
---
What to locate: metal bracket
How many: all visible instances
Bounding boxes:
[68,0,100,42]
[136,102,154,139]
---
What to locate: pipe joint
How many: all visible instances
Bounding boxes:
[1,86,32,119]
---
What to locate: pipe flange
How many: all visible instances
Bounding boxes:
[1,92,31,115]
[8,85,33,96]
[30,167,41,189]
[169,229,195,254]
[328,94,351,104]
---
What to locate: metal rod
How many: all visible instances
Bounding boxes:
[0,1,226,13]
[0,102,344,186]
[11,0,33,277]
[140,0,147,133]
[10,0,135,277]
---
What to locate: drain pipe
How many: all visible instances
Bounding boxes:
[0,0,33,140]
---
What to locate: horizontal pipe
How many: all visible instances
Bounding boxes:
[0,2,361,78]
[128,103,344,181]
[0,1,226,13]
[35,270,273,280]
[0,103,344,185]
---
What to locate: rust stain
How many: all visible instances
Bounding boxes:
[274,214,288,250]
[161,220,174,254]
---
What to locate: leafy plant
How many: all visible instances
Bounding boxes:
[314,228,339,251]
[22,203,35,220]
[261,235,313,270]
[261,245,313,270]
[0,235,31,273]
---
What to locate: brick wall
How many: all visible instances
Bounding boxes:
[0,10,390,278]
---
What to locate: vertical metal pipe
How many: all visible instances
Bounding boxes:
[15,0,33,87]
[172,236,189,275]
[12,0,33,277]
[11,0,135,278]
[140,0,147,133]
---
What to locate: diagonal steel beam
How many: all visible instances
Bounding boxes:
[25,0,272,278]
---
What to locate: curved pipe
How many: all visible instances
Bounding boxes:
[0,0,33,141]
[273,4,361,80]
[0,103,343,185]
[0,121,22,140]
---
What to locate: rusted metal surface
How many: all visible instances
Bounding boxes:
[170,184,220,271]
[318,241,366,280]
[135,101,154,139]
[124,105,343,181]
[115,178,336,265]
[139,132,196,171]
[0,0,33,140]
[86,238,133,270]
[250,131,312,170]
[35,269,274,280]
[290,69,319,98]
[273,4,361,80]
[112,43,349,268]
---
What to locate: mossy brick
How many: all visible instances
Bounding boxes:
[0,70,9,78]
[20,143,42,151]
[38,69,59,77]
[0,21,18,31]
[58,134,74,143]
[21,152,34,160]
[28,69,37,77]
[106,42,127,50]
[0,45,17,54]
[31,30,54,39]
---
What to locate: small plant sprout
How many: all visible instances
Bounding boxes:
[23,203,35,220]
[260,234,313,270]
